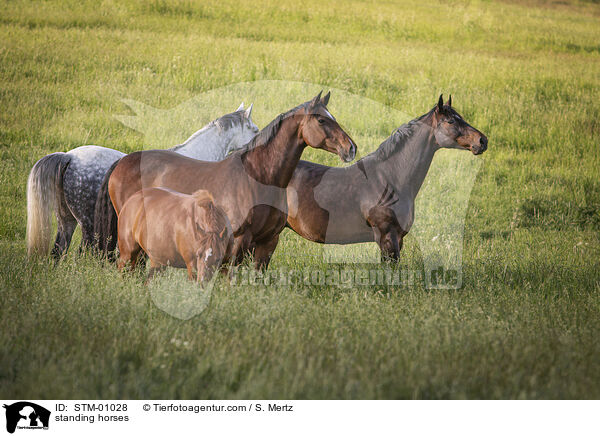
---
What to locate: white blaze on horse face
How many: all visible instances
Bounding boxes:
[204,247,213,262]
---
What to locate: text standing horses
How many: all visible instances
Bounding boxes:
[286,95,487,260]
[26,104,257,258]
[117,188,233,283]
[97,92,356,269]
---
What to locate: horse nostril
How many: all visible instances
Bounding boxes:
[349,142,356,159]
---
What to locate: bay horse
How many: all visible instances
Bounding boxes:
[26,103,257,259]
[286,95,488,260]
[117,188,233,283]
[95,92,356,269]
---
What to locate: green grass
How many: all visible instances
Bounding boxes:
[1,0,599,399]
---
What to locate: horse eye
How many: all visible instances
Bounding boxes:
[447,119,455,124]
[318,118,325,125]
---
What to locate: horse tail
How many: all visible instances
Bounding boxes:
[93,159,120,258]
[26,152,71,257]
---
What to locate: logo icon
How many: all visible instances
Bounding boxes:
[3,402,50,434]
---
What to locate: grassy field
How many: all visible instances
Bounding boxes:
[1,0,599,399]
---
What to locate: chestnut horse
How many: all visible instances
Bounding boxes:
[117,188,233,282]
[286,95,488,260]
[96,92,356,269]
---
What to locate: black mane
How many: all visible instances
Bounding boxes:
[373,108,434,161]
[244,100,313,151]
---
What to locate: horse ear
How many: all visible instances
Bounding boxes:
[448,95,452,108]
[437,94,444,112]
[236,102,245,112]
[311,91,323,107]
[321,91,331,106]
[244,103,253,118]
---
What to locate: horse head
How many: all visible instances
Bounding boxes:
[223,102,260,153]
[431,94,488,155]
[298,91,357,162]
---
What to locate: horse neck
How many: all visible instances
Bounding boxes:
[377,121,437,201]
[242,115,304,187]
[171,124,234,160]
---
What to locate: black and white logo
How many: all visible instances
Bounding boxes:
[3,402,50,434]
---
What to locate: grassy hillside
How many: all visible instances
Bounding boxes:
[0,0,599,398]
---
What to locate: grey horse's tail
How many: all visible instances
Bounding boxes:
[93,159,120,259]
[26,152,72,257]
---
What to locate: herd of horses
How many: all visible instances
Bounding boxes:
[26,92,488,282]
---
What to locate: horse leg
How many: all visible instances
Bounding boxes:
[129,245,142,271]
[61,163,99,255]
[377,227,401,262]
[73,200,96,255]
[231,229,253,265]
[186,262,195,281]
[367,207,405,263]
[254,234,280,271]
[145,262,165,284]
[117,235,141,272]
[118,245,141,272]
[79,222,96,254]
[51,212,77,261]
[136,252,148,270]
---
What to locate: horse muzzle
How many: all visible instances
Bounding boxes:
[471,135,488,155]
[339,139,357,163]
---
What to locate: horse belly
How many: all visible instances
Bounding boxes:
[322,211,374,244]
[136,197,193,269]
[248,206,287,242]
[145,247,187,269]
[138,221,189,269]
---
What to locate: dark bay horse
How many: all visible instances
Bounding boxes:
[286,95,488,260]
[95,92,356,269]
[117,188,233,282]
[26,104,257,259]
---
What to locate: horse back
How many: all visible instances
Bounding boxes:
[109,150,228,214]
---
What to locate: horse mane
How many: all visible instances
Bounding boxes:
[243,100,312,151]
[193,189,214,203]
[373,108,434,161]
[170,110,246,152]
[193,190,228,235]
